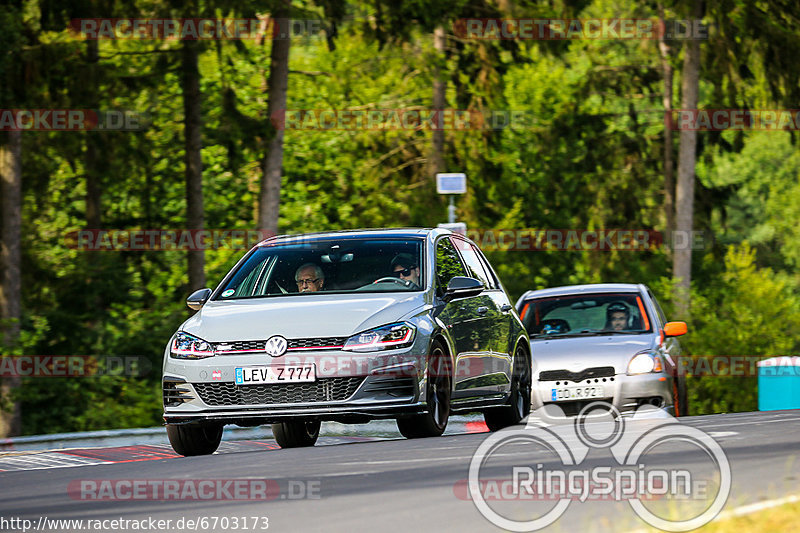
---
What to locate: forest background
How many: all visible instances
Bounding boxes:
[1,0,799,436]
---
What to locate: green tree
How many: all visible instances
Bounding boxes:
[684,244,800,414]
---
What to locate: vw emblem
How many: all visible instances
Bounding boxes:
[265,335,288,357]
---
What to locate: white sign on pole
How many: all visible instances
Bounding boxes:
[436,173,467,195]
[437,223,467,235]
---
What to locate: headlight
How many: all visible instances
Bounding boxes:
[170,332,215,359]
[627,351,663,375]
[342,323,415,352]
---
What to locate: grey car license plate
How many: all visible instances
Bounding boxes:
[235,364,316,385]
[551,385,604,401]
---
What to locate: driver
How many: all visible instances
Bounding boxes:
[604,302,630,331]
[390,253,420,288]
[295,263,325,292]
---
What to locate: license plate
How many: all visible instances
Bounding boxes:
[235,364,316,385]
[551,385,604,401]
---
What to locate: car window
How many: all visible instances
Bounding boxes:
[648,289,668,326]
[452,237,493,289]
[470,243,500,289]
[435,237,467,294]
[215,238,425,299]
[521,293,653,336]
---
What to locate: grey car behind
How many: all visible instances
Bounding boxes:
[516,283,688,417]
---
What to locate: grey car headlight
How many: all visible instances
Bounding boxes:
[170,331,215,359]
[627,350,664,375]
[342,322,415,353]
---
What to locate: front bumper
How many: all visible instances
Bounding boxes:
[532,371,674,416]
[162,348,429,425]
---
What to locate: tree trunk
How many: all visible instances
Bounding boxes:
[85,39,102,230]
[258,0,292,236]
[0,130,22,437]
[672,0,703,316]
[658,4,675,235]
[182,40,205,290]
[430,26,446,178]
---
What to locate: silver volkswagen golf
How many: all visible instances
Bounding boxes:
[163,228,530,455]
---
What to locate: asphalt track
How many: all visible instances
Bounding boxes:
[0,410,798,533]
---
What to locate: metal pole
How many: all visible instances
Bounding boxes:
[448,195,456,224]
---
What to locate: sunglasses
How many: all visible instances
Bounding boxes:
[393,266,417,277]
[296,278,321,286]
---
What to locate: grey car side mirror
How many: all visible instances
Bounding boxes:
[186,288,212,310]
[443,276,484,303]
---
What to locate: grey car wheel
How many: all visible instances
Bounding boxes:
[673,376,689,417]
[396,339,451,438]
[272,420,321,448]
[484,345,532,431]
[166,422,223,456]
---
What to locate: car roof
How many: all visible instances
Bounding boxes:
[519,283,645,301]
[257,227,448,246]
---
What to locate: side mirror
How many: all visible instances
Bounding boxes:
[443,276,484,303]
[187,288,212,311]
[663,321,687,337]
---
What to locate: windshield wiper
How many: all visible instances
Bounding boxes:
[576,329,643,335]
[532,330,643,339]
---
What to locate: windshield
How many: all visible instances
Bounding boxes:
[520,292,653,337]
[215,237,425,299]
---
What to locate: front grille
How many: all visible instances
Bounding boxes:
[213,337,347,353]
[193,377,364,406]
[163,378,194,407]
[288,337,347,350]
[362,376,416,398]
[215,340,265,352]
[544,400,599,416]
[539,366,615,382]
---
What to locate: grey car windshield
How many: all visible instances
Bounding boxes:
[521,293,653,336]
[215,238,425,299]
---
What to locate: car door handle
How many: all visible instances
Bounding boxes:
[500,304,513,313]
[477,306,489,315]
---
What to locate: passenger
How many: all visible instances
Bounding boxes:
[604,302,630,331]
[390,253,421,288]
[295,263,325,292]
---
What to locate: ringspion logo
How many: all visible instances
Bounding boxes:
[464,403,730,531]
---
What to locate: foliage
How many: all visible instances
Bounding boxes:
[2,0,800,433]
[683,244,800,415]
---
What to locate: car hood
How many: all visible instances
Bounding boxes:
[181,292,428,341]
[531,335,657,375]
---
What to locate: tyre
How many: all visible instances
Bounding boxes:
[166,422,223,456]
[272,420,321,448]
[672,376,690,417]
[396,339,451,438]
[484,345,532,431]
